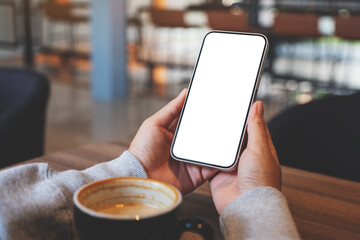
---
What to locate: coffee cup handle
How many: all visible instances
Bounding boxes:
[174,217,214,240]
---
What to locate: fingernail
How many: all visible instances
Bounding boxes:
[257,101,264,116]
[179,88,187,96]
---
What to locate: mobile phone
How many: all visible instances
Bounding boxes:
[170,31,268,170]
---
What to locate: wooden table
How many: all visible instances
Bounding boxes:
[19,142,360,240]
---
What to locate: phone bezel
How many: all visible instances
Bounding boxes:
[170,31,269,170]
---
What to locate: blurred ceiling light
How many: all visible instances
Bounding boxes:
[184,11,208,27]
[338,9,350,18]
[318,16,335,36]
[153,0,166,9]
[153,65,168,85]
[286,80,298,91]
[55,0,70,3]
[222,0,240,7]
[229,6,245,16]
[296,93,313,104]
[299,81,313,93]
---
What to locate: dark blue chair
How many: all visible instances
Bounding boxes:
[0,68,50,168]
[268,92,360,182]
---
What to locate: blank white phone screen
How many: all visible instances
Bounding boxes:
[172,32,267,168]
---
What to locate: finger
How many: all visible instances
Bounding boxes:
[150,89,187,128]
[201,167,219,181]
[266,125,279,164]
[185,164,219,189]
[169,117,180,133]
[208,170,221,182]
[246,101,271,154]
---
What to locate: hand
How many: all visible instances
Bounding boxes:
[209,101,281,214]
[129,89,217,195]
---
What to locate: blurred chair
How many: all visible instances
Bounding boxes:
[268,92,360,182]
[0,68,50,168]
[271,12,323,87]
[41,1,89,71]
[333,15,360,87]
[272,12,320,38]
[335,15,360,40]
[42,1,88,47]
[147,8,188,66]
[139,9,190,87]
[207,10,249,32]
[150,9,187,28]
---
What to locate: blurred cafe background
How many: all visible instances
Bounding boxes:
[0,0,359,182]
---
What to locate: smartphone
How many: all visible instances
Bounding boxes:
[170,31,268,170]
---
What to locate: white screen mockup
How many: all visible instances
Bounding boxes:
[171,32,267,168]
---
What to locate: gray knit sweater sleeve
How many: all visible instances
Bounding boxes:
[0,151,147,240]
[0,151,300,240]
[220,187,301,240]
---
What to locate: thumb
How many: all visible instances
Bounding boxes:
[246,101,270,153]
[151,89,187,128]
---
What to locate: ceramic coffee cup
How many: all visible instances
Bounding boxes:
[73,177,214,240]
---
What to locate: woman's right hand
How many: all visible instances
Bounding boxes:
[209,101,281,214]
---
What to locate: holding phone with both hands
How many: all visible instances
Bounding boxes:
[171,31,268,170]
